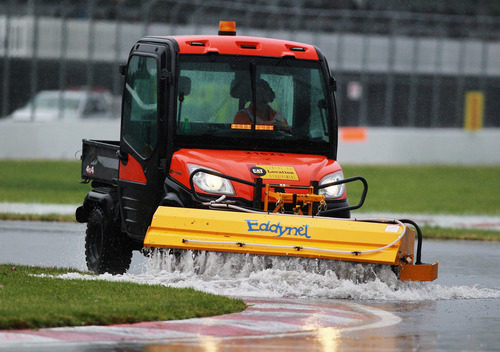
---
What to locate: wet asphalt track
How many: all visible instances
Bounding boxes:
[0,220,499,351]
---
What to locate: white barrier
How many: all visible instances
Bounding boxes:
[338,127,500,165]
[1,119,499,165]
[0,119,120,161]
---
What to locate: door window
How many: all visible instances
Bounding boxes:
[122,55,158,158]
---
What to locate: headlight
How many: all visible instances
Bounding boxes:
[319,171,345,199]
[188,164,235,195]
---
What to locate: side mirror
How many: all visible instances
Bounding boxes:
[318,99,327,109]
[116,149,128,163]
[119,63,127,76]
[329,77,337,91]
[178,76,191,96]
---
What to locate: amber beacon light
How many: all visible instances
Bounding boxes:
[219,21,236,35]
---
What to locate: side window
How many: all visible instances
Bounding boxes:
[308,69,329,141]
[122,55,158,158]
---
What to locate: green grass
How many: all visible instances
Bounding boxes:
[1,161,499,215]
[0,160,88,204]
[0,265,246,330]
[0,213,75,222]
[422,226,500,241]
[343,165,500,216]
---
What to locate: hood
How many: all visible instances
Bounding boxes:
[169,149,342,200]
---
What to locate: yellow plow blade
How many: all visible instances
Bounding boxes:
[144,206,438,280]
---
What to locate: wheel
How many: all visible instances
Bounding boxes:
[85,207,133,274]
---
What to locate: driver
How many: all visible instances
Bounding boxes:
[233,79,290,132]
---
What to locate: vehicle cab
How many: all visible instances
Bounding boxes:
[118,22,351,240]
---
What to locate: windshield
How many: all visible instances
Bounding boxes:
[175,55,335,155]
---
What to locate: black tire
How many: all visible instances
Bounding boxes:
[85,207,133,274]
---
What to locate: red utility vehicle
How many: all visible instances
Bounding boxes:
[76,22,437,281]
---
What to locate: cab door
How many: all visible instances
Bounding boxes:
[118,44,168,240]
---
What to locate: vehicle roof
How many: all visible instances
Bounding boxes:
[155,35,319,60]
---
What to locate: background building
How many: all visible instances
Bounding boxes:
[1,0,499,128]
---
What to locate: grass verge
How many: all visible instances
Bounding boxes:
[422,226,500,241]
[0,160,88,204]
[1,161,499,215]
[342,165,500,215]
[0,265,246,330]
[0,213,75,222]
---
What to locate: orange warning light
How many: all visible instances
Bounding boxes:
[255,124,274,131]
[231,123,251,130]
[219,21,236,36]
[231,123,274,131]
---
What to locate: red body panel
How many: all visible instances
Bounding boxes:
[169,149,344,201]
[168,35,319,60]
[119,154,147,184]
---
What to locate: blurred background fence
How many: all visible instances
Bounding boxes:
[1,0,500,128]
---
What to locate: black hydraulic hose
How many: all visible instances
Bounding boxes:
[399,218,423,265]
